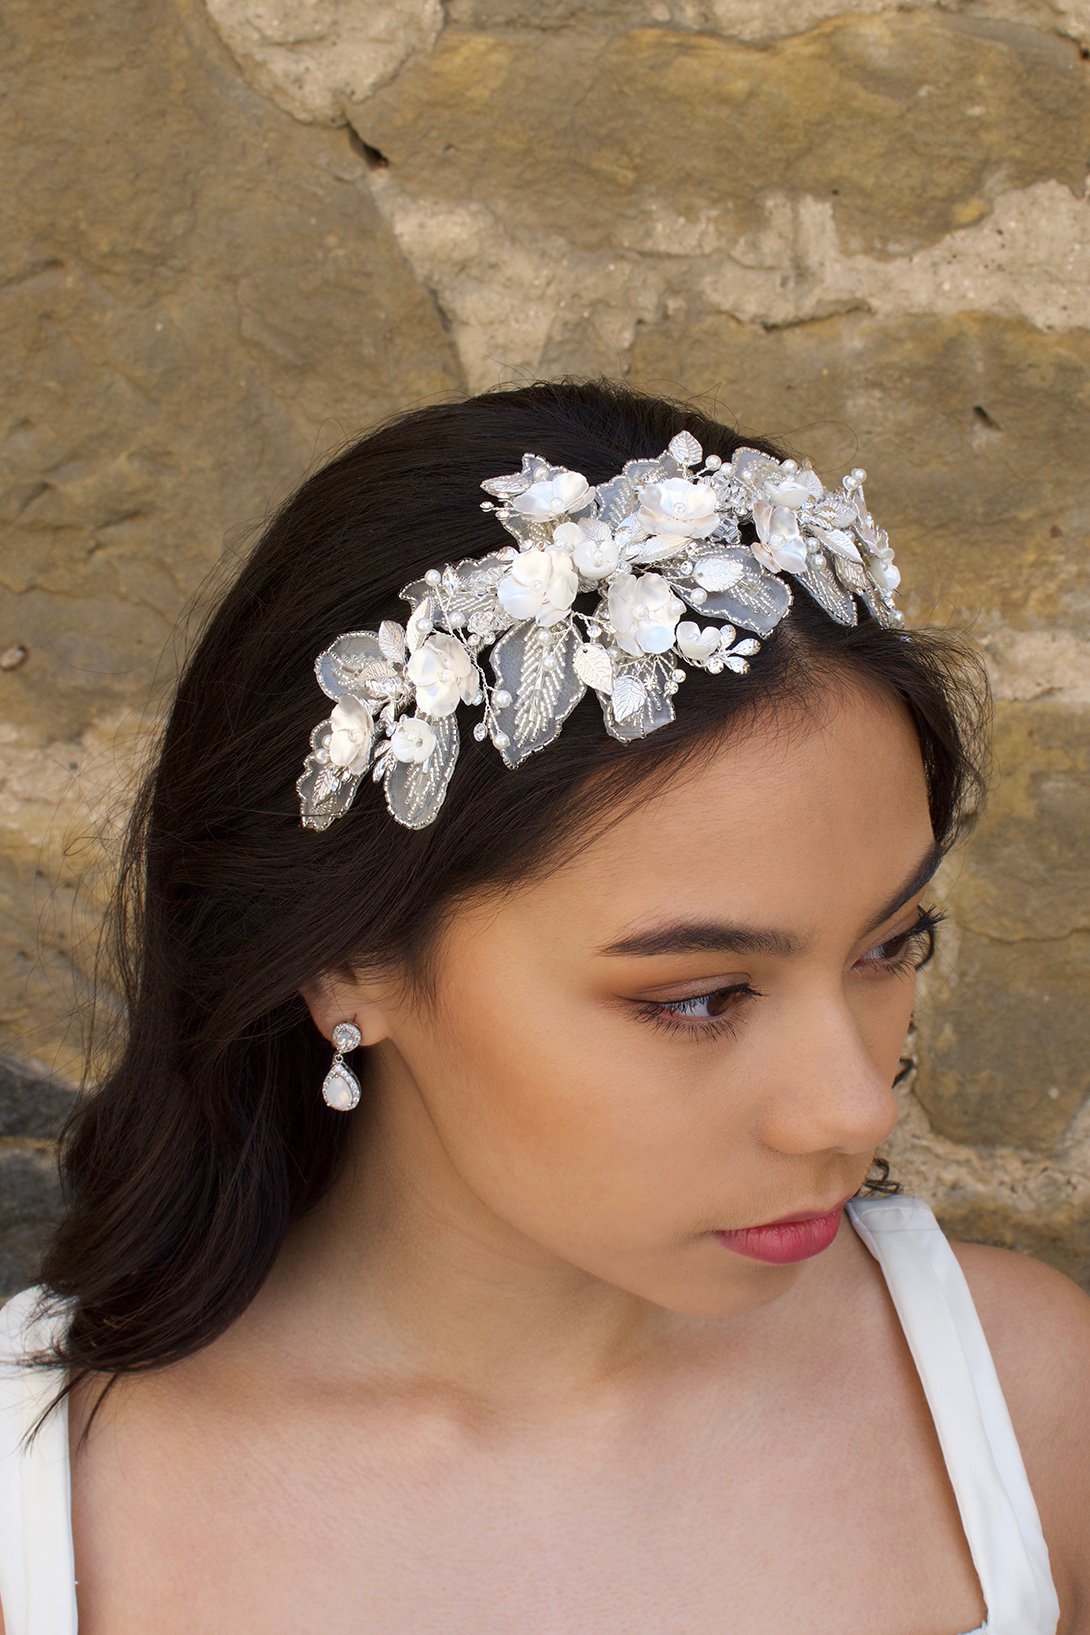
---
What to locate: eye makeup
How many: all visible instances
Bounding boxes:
[631,904,946,1042]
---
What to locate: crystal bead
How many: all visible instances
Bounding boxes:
[332,1021,362,1052]
[473,722,488,740]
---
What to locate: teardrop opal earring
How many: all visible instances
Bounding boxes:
[322,1021,362,1110]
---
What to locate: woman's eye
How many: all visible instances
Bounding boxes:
[632,982,761,1040]
[631,905,946,1041]
[856,903,946,975]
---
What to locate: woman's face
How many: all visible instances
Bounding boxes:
[345,678,938,1318]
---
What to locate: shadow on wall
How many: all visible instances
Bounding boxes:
[0,1057,70,1300]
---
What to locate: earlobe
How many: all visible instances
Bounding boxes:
[297,971,396,1049]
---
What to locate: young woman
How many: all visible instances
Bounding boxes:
[0,378,1087,1634]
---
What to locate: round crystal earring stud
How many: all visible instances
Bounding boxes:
[322,1021,363,1111]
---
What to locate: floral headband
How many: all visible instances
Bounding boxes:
[296,432,902,831]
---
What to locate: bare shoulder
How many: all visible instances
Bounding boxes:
[948,1236,1090,1625]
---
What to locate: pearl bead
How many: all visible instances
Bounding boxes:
[425,569,441,585]
[493,731,510,748]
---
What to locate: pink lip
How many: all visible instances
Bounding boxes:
[712,1195,854,1265]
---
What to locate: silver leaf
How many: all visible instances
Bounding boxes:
[668,431,703,468]
[481,471,532,499]
[611,674,647,721]
[573,641,614,692]
[316,631,390,700]
[489,621,586,767]
[622,458,672,485]
[674,549,792,637]
[601,668,675,741]
[731,638,761,657]
[692,556,745,593]
[384,714,460,829]
[297,755,364,830]
[722,655,750,674]
[831,552,870,596]
[594,474,639,529]
[794,555,857,626]
[377,620,407,666]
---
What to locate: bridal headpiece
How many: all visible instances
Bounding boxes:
[297,432,903,832]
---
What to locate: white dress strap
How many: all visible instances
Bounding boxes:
[846,1195,1061,1635]
[0,1285,79,1635]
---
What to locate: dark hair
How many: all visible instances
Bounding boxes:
[19,376,991,1448]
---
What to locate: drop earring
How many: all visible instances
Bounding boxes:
[322,1021,362,1110]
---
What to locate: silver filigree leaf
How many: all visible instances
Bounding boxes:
[491,509,553,549]
[399,551,513,613]
[316,631,393,701]
[594,474,639,529]
[830,552,871,597]
[573,641,614,692]
[297,754,366,831]
[383,714,460,829]
[674,549,792,637]
[793,554,857,626]
[668,431,703,468]
[378,620,407,666]
[858,585,903,629]
[600,666,675,742]
[622,458,672,485]
[731,638,761,657]
[489,621,586,768]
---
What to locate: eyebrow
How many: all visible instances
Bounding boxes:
[593,838,944,961]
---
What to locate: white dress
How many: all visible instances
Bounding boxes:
[0,1194,1063,1634]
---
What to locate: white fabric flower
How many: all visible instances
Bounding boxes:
[674,621,722,662]
[496,547,580,625]
[405,632,479,718]
[636,478,719,540]
[867,542,901,594]
[553,519,621,581]
[388,714,437,763]
[759,464,823,509]
[751,499,809,575]
[509,470,592,519]
[327,695,375,773]
[607,571,685,656]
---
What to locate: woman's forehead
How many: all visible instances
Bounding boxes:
[449,685,933,955]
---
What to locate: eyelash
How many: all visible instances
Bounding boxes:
[632,904,947,1042]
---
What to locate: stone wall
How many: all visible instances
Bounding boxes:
[1,0,1087,1295]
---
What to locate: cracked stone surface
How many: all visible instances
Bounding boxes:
[1,0,1087,1291]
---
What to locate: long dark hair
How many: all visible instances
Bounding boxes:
[17,377,991,1449]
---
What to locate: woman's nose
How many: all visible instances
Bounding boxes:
[757,996,901,1158]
